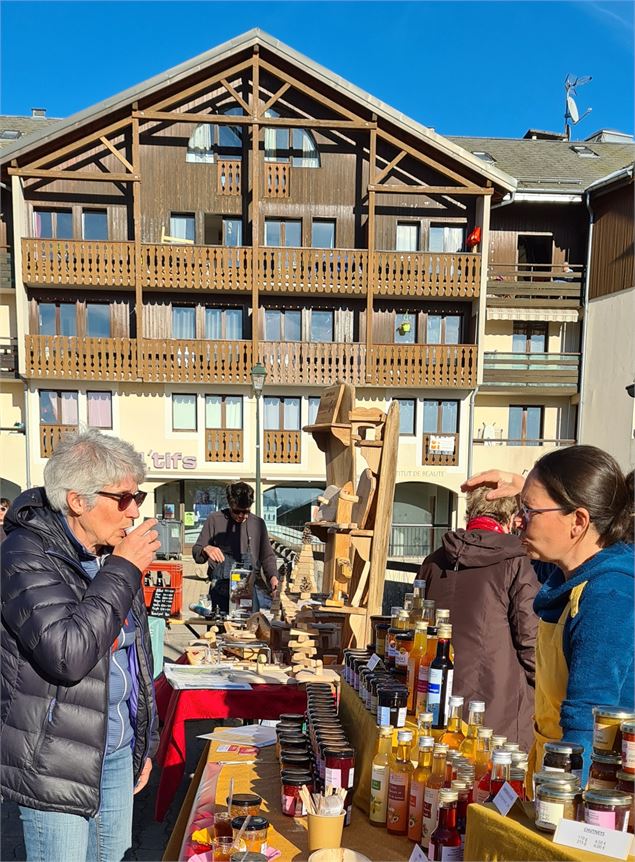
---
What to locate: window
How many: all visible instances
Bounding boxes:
[291,128,320,168]
[205,395,243,429]
[82,210,108,241]
[205,308,243,340]
[186,109,243,163]
[86,304,111,338]
[310,310,334,342]
[33,209,73,239]
[0,129,21,140]
[264,396,301,430]
[186,123,214,163]
[39,390,78,425]
[87,391,112,429]
[170,213,196,243]
[264,218,302,247]
[426,313,462,345]
[38,302,77,336]
[172,394,197,431]
[508,405,543,445]
[512,322,547,353]
[429,225,465,253]
[423,400,459,434]
[223,218,242,247]
[312,220,335,249]
[396,399,416,435]
[570,144,598,158]
[172,307,196,339]
[264,309,301,342]
[308,397,321,426]
[396,222,420,252]
[472,150,496,163]
[395,312,416,344]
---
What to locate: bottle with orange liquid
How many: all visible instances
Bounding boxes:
[459,700,485,762]
[408,735,435,842]
[440,696,465,750]
[414,625,438,714]
[474,727,494,803]
[407,621,428,714]
[410,711,433,761]
[421,743,448,851]
[387,730,414,835]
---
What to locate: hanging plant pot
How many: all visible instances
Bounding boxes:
[398,321,411,335]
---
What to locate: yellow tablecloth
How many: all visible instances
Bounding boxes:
[465,801,632,862]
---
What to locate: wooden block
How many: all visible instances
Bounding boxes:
[291,648,317,658]
[324,598,345,608]
[290,627,319,637]
[288,639,316,649]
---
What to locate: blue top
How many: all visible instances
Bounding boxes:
[533,543,634,781]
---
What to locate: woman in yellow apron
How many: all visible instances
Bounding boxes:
[463,445,634,785]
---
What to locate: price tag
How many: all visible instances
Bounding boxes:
[149,587,176,618]
[367,653,381,671]
[553,818,633,860]
[407,843,428,862]
[492,781,519,816]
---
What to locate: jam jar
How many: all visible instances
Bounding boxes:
[542,741,584,782]
[374,621,391,659]
[281,771,314,816]
[376,685,408,728]
[535,783,581,833]
[582,789,633,832]
[324,746,355,825]
[532,770,579,801]
[231,816,270,853]
[616,772,635,833]
[227,793,262,818]
[592,706,635,755]
[588,752,621,790]
[622,720,635,775]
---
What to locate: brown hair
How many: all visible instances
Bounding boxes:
[226,482,254,510]
[533,445,634,546]
[466,486,518,525]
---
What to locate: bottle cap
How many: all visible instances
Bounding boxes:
[469,700,486,712]
[378,725,394,736]
[415,621,427,631]
[398,610,410,620]
[451,779,468,791]
[437,623,452,638]
[434,743,449,754]
[418,735,435,749]
[397,730,413,744]
[423,599,435,608]
[477,727,494,738]
[418,712,434,725]
[503,742,520,752]
[438,789,458,804]
[390,606,401,615]
[449,696,464,708]
[492,735,507,747]
[413,579,426,590]
[492,750,513,764]
[436,609,450,620]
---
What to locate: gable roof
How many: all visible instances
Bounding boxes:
[0,29,515,193]
[449,136,635,194]
[0,115,61,150]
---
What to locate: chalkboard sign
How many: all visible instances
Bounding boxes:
[149,587,176,619]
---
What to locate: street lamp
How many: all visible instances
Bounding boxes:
[250,362,267,517]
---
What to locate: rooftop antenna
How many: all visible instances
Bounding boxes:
[564,74,592,141]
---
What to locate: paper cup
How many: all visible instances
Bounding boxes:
[307,813,345,852]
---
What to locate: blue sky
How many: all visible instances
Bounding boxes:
[1,1,633,138]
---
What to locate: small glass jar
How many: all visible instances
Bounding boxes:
[369,673,391,716]
[278,735,309,752]
[534,783,580,833]
[324,746,355,826]
[231,816,270,854]
[588,752,622,790]
[615,772,635,834]
[542,741,584,782]
[532,770,579,801]
[592,706,635,755]
[621,720,635,775]
[213,812,233,838]
[227,793,262,818]
[213,836,234,861]
[582,788,632,832]
[279,713,305,730]
[281,771,314,816]
[393,631,414,675]
[375,621,391,659]
[376,685,408,728]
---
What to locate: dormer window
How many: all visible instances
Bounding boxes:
[472,150,496,164]
[0,129,21,140]
[570,144,599,158]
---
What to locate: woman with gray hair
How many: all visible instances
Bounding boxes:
[1,429,160,862]
[418,486,539,750]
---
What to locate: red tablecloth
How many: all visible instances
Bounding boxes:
[154,671,307,821]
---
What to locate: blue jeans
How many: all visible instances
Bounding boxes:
[252,584,272,611]
[19,745,134,862]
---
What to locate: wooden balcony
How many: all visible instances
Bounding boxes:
[487,264,583,307]
[482,352,580,393]
[258,341,366,385]
[256,247,367,295]
[423,432,459,466]
[369,344,477,388]
[140,244,252,291]
[264,162,290,197]
[217,160,241,196]
[0,338,18,375]
[40,423,77,458]
[375,251,481,298]
[138,339,253,384]
[205,428,243,462]
[26,335,138,381]
[264,430,301,463]
[22,240,135,287]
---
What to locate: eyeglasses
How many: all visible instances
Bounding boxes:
[517,502,567,524]
[230,507,250,516]
[97,490,147,511]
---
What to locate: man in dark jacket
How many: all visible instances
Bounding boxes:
[1,429,160,862]
[419,487,538,751]
[192,482,279,612]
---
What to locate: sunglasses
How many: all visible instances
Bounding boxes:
[230,507,250,516]
[97,490,147,511]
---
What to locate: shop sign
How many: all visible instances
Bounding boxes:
[147,450,197,469]
[429,435,456,455]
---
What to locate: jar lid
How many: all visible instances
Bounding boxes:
[583,789,633,807]
[437,623,452,638]
[538,783,580,800]
[278,734,308,743]
[228,793,262,805]
[323,746,355,759]
[281,771,314,785]
[591,751,622,765]
[492,736,507,747]
[544,741,585,756]
[281,753,312,762]
[616,771,635,783]
[593,706,635,720]
[279,713,304,723]
[503,743,519,751]
[434,743,449,753]
[621,720,635,734]
[395,632,413,641]
[533,771,579,788]
[231,815,270,831]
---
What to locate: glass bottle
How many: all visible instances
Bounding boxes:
[487,750,512,800]
[427,624,454,729]
[370,725,394,826]
[421,743,448,851]
[384,606,402,670]
[459,700,485,762]
[451,779,470,855]
[414,626,438,714]
[474,727,494,782]
[387,729,414,835]
[386,609,410,670]
[422,599,436,624]
[456,765,475,803]
[441,696,465,750]
[428,789,462,861]
[435,608,450,626]
[408,735,435,842]
[407,621,428,714]
[411,711,434,761]
[410,580,425,624]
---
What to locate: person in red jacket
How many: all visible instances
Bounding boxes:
[418,486,539,751]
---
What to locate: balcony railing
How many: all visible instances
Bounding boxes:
[26,335,138,381]
[217,160,241,196]
[0,337,18,375]
[138,339,253,384]
[482,352,580,389]
[205,428,243,462]
[422,432,459,466]
[487,263,583,306]
[258,341,366,385]
[369,344,477,388]
[21,240,480,299]
[474,437,576,447]
[40,423,77,458]
[389,524,448,559]
[264,162,290,197]
[264,430,301,463]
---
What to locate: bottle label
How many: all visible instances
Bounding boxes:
[623,739,635,769]
[370,765,388,823]
[325,766,342,789]
[535,799,564,828]
[396,707,407,727]
[430,843,463,862]
[421,785,440,848]
[387,771,409,832]
[378,706,391,727]
[427,671,442,724]
[395,649,409,668]
[407,780,425,842]
[444,669,454,719]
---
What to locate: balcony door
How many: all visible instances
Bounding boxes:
[517,234,552,279]
[264,219,302,247]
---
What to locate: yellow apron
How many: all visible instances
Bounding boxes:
[527,580,588,794]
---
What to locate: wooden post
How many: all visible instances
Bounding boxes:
[131,113,143,346]
[365,121,377,383]
[251,48,260,365]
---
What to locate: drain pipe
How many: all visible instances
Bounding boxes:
[578,194,595,443]
[17,374,31,489]
[467,384,479,480]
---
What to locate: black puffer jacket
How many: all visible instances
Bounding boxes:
[1,488,159,817]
